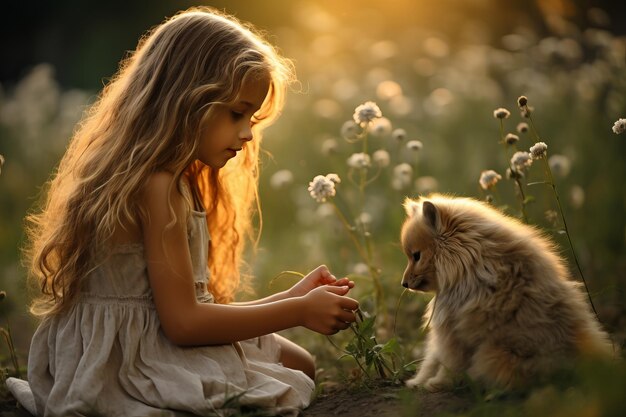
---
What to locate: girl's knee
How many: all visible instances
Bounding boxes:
[275,334,316,381]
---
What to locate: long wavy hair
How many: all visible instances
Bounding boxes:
[25,7,295,316]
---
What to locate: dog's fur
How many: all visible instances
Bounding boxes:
[400,194,614,392]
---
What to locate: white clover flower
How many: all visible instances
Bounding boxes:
[479,170,503,190]
[347,152,371,169]
[321,138,339,155]
[353,101,382,124]
[510,151,533,171]
[612,118,626,134]
[529,142,548,159]
[392,128,407,141]
[308,175,336,202]
[269,169,294,189]
[548,154,571,178]
[505,133,519,145]
[341,120,361,140]
[369,117,392,137]
[406,140,423,151]
[516,122,529,134]
[415,176,439,194]
[372,149,390,167]
[493,107,511,119]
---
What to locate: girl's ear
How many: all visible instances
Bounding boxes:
[403,198,420,217]
[422,201,439,232]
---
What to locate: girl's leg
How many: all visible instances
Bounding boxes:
[275,334,316,381]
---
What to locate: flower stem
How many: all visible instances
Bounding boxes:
[541,158,598,319]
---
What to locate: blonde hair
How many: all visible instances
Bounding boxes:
[26,7,295,316]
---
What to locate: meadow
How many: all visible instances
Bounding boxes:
[1,1,625,415]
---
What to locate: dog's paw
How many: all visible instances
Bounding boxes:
[423,377,453,392]
[404,376,421,388]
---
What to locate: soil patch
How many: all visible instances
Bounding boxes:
[302,380,474,417]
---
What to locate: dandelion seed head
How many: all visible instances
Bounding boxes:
[368,117,392,137]
[372,149,390,167]
[308,175,337,202]
[530,142,548,159]
[269,170,294,190]
[479,170,502,190]
[612,118,626,134]
[511,151,533,170]
[347,152,371,169]
[517,96,528,108]
[505,133,520,145]
[353,101,382,124]
[493,107,511,119]
[548,154,571,178]
[392,128,407,141]
[406,140,423,151]
[516,122,529,134]
[341,120,360,140]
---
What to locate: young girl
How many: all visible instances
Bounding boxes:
[8,7,359,417]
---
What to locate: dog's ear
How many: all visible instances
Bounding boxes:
[422,201,439,232]
[404,198,420,217]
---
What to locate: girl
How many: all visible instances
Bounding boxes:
[8,7,359,417]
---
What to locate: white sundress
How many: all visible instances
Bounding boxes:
[16,198,314,416]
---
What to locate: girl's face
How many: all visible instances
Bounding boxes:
[197,75,270,169]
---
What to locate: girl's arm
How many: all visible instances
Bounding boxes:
[141,172,358,346]
[235,265,355,306]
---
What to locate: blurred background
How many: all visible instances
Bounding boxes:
[1,0,625,375]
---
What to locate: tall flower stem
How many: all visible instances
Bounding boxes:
[539,158,598,318]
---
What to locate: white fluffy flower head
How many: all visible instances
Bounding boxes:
[347,152,371,169]
[372,149,390,167]
[406,140,423,151]
[511,151,533,171]
[479,170,502,190]
[493,107,511,119]
[612,118,626,134]
[353,101,382,124]
[529,142,548,159]
[308,174,338,202]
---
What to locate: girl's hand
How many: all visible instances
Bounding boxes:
[287,265,354,298]
[299,285,359,335]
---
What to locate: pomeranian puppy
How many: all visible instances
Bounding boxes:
[400,194,614,392]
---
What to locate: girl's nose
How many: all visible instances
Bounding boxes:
[240,123,253,142]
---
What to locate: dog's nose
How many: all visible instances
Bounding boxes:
[402,282,408,288]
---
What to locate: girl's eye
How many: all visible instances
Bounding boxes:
[231,111,244,120]
[412,251,421,262]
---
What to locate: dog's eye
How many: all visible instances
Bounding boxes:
[412,251,421,262]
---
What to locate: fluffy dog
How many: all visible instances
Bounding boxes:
[400,194,613,391]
